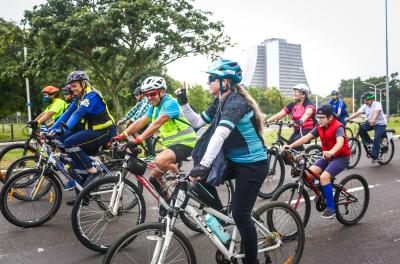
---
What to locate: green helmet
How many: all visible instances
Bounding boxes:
[362,92,375,100]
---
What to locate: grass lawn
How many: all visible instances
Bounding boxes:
[0,123,28,141]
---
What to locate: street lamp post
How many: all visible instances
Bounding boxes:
[361,81,385,99]
[385,0,390,115]
[377,86,392,103]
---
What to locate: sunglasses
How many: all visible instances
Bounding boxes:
[208,75,218,83]
[145,91,159,98]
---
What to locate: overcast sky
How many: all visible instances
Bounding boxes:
[1,0,399,96]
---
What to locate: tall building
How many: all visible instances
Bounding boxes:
[245,38,309,96]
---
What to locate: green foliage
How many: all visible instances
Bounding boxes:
[186,84,213,112]
[246,86,289,115]
[23,0,231,117]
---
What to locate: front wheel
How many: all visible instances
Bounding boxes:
[0,169,62,227]
[334,174,369,226]
[347,138,361,169]
[255,201,305,264]
[71,176,146,253]
[258,149,285,199]
[270,182,311,228]
[103,223,197,264]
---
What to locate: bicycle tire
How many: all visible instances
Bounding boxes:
[334,174,369,226]
[345,127,354,138]
[378,137,395,165]
[180,180,234,233]
[0,143,37,183]
[5,155,41,183]
[305,144,322,156]
[258,148,285,199]
[255,201,305,264]
[71,176,146,253]
[105,163,144,193]
[270,182,311,228]
[347,138,361,169]
[0,169,62,227]
[103,222,197,264]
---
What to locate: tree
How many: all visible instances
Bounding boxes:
[186,84,213,112]
[24,0,231,117]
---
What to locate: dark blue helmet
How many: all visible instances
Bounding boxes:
[67,71,89,84]
[331,90,339,96]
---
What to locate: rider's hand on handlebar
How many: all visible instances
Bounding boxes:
[113,134,126,142]
[27,120,39,128]
[322,151,334,160]
[189,165,209,182]
[282,144,292,150]
[344,117,350,122]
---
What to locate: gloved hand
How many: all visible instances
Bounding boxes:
[293,120,303,128]
[51,125,70,136]
[189,165,210,181]
[27,120,39,128]
[174,88,188,105]
[113,133,126,142]
[125,137,143,149]
[40,125,50,133]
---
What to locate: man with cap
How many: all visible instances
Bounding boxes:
[284,104,350,219]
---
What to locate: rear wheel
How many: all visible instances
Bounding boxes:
[378,136,394,165]
[5,155,42,183]
[258,149,285,199]
[334,174,369,226]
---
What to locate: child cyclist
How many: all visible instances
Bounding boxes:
[283,104,350,218]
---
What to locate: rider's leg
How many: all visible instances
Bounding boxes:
[359,123,373,145]
[371,125,387,159]
[230,160,268,264]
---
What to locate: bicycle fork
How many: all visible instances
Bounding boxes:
[109,173,125,215]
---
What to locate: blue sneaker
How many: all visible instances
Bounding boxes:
[64,179,75,191]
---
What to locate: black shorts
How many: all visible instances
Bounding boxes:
[168,144,193,163]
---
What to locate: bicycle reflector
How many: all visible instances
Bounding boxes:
[127,156,147,175]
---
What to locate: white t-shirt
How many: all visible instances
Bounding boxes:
[358,101,387,125]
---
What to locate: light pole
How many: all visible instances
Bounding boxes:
[377,86,392,103]
[385,0,390,115]
[361,81,385,99]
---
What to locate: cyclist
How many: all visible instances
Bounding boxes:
[284,104,350,218]
[50,71,116,201]
[28,86,67,127]
[116,86,155,157]
[345,91,387,163]
[266,83,316,150]
[328,90,349,125]
[177,59,268,264]
[113,76,197,193]
[62,84,75,104]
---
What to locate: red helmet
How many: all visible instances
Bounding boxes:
[42,86,60,94]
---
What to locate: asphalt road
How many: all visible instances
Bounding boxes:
[0,142,400,264]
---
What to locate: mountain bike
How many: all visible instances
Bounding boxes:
[271,149,369,228]
[0,123,40,183]
[103,173,305,264]
[0,134,139,228]
[346,120,395,168]
[71,142,234,253]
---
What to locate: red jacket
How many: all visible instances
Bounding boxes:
[317,118,350,158]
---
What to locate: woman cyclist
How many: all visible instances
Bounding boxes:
[176,59,267,264]
[267,83,316,150]
[50,71,116,202]
[284,104,350,218]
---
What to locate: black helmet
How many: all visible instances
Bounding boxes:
[133,87,142,96]
[331,90,339,96]
[317,104,334,117]
[67,71,89,84]
[362,91,375,100]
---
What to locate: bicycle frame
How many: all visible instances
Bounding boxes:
[154,180,281,263]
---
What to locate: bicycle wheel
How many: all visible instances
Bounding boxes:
[305,144,322,163]
[378,137,394,165]
[255,201,305,264]
[258,149,285,199]
[5,155,41,182]
[0,169,62,227]
[334,174,369,226]
[103,222,197,264]
[270,183,311,228]
[106,164,143,193]
[0,143,37,183]
[152,136,164,154]
[347,138,361,169]
[180,180,234,233]
[345,127,354,138]
[71,176,146,253]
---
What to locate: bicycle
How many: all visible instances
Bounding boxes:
[271,149,370,228]
[0,134,141,228]
[0,123,41,183]
[345,120,395,168]
[71,142,234,253]
[103,173,305,264]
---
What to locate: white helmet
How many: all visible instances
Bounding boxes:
[141,76,167,92]
[293,83,310,95]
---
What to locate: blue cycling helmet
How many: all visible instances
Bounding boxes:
[67,71,89,84]
[205,59,242,84]
[331,90,339,96]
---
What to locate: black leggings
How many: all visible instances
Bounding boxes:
[288,128,312,151]
[195,160,268,264]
